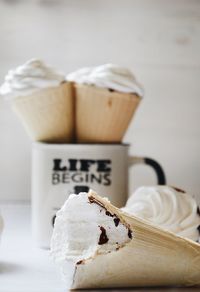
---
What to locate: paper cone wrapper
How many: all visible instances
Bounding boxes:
[12,82,74,142]
[75,84,141,143]
[72,190,200,289]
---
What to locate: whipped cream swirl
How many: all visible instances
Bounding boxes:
[123,186,200,243]
[67,64,143,96]
[0,59,65,98]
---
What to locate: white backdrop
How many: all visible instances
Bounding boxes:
[0,0,200,203]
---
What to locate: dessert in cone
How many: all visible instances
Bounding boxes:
[75,84,141,143]
[12,82,74,143]
[123,186,200,243]
[51,190,200,289]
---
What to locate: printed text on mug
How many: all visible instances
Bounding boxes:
[52,159,112,186]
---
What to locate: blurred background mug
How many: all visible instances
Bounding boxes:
[32,142,166,248]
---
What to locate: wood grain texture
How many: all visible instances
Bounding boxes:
[0,0,200,201]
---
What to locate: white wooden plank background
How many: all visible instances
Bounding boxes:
[0,0,200,202]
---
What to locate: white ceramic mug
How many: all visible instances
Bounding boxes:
[32,142,165,248]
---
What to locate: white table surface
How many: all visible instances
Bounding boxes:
[0,204,200,292]
[0,203,66,292]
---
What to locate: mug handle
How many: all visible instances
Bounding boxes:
[129,156,166,185]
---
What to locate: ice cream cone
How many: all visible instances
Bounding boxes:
[12,82,75,142]
[72,190,200,289]
[75,84,141,143]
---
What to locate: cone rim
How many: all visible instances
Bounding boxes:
[74,83,142,99]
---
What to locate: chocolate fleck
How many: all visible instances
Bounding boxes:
[105,210,113,217]
[171,186,185,193]
[114,217,120,227]
[98,226,109,245]
[52,215,56,227]
[89,196,105,209]
[76,260,83,265]
[128,229,132,239]
[88,196,96,204]
[197,207,200,216]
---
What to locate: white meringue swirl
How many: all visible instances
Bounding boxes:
[0,59,65,99]
[123,186,200,243]
[67,64,143,96]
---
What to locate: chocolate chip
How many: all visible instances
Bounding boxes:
[197,207,200,216]
[76,260,83,265]
[88,196,96,204]
[88,196,105,209]
[114,217,120,227]
[105,210,113,217]
[128,229,132,239]
[52,215,56,227]
[171,186,185,193]
[89,195,132,241]
[98,226,109,245]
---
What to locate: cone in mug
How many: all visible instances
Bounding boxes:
[75,84,141,143]
[12,82,74,143]
[72,190,200,289]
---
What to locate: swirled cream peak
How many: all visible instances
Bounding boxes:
[67,64,143,96]
[123,186,200,243]
[0,59,65,98]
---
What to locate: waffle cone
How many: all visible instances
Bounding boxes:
[72,190,200,289]
[75,84,141,143]
[12,82,74,142]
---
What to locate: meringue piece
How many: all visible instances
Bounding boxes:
[67,64,143,96]
[123,186,200,243]
[51,190,200,289]
[0,59,65,99]
[51,193,131,261]
[50,192,132,286]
